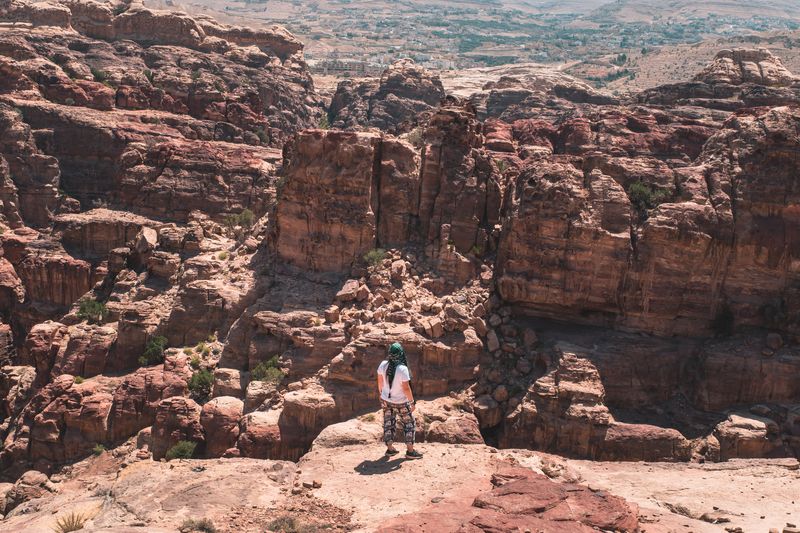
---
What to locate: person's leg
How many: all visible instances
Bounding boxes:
[382,402,398,454]
[400,401,421,457]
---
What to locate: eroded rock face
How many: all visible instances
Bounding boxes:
[275,104,501,281]
[496,105,800,337]
[329,59,445,134]
[0,26,799,481]
[150,396,204,460]
[694,48,797,87]
[640,48,800,108]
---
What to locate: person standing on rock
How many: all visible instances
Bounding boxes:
[377,342,422,459]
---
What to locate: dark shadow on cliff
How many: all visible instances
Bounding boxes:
[354,455,409,475]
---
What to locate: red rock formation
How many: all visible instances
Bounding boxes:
[497,105,800,337]
[330,59,445,134]
[379,466,640,532]
[109,356,192,442]
[150,396,204,460]
[694,48,797,87]
[200,396,243,457]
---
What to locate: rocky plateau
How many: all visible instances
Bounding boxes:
[0,1,798,531]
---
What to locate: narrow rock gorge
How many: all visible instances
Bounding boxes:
[0,1,798,530]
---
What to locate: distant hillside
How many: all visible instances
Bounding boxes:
[589,0,800,23]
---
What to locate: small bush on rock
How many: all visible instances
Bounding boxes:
[224,208,255,230]
[53,511,89,532]
[363,248,386,267]
[90,67,109,83]
[251,356,284,384]
[77,299,108,324]
[165,440,197,461]
[188,369,213,401]
[266,516,318,533]
[627,181,670,218]
[92,443,105,456]
[180,518,217,533]
[139,335,168,366]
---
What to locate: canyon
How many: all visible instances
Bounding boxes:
[0,0,798,531]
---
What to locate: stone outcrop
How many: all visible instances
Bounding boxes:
[640,48,800,108]
[496,104,800,337]
[275,104,501,280]
[379,466,640,532]
[694,48,797,87]
[150,396,204,460]
[329,59,445,134]
[0,5,799,488]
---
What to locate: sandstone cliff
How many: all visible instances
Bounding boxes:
[0,9,796,515]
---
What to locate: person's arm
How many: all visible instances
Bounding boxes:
[401,380,415,411]
[376,373,384,397]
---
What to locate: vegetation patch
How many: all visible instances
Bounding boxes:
[224,208,255,230]
[180,518,217,533]
[627,181,670,218]
[139,335,168,366]
[188,368,214,401]
[251,356,284,384]
[363,248,386,267]
[77,299,109,324]
[165,440,197,461]
[266,516,328,533]
[53,511,90,533]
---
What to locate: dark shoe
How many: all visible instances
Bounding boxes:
[385,448,399,456]
[405,450,423,459]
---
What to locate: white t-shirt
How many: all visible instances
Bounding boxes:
[377,360,411,404]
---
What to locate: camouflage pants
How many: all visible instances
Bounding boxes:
[382,400,415,445]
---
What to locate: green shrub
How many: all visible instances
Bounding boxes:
[224,208,255,230]
[76,299,108,324]
[92,443,106,456]
[112,4,128,15]
[250,356,284,384]
[405,127,424,147]
[217,251,228,260]
[191,69,201,81]
[64,97,75,106]
[266,516,316,533]
[711,303,735,337]
[74,376,84,384]
[318,114,330,130]
[627,181,670,217]
[496,159,507,173]
[53,511,89,533]
[189,355,201,370]
[143,69,154,83]
[139,336,168,366]
[165,440,197,461]
[195,341,207,353]
[256,127,268,144]
[90,67,109,83]
[183,347,193,355]
[188,369,213,401]
[363,248,386,267]
[180,518,217,533]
